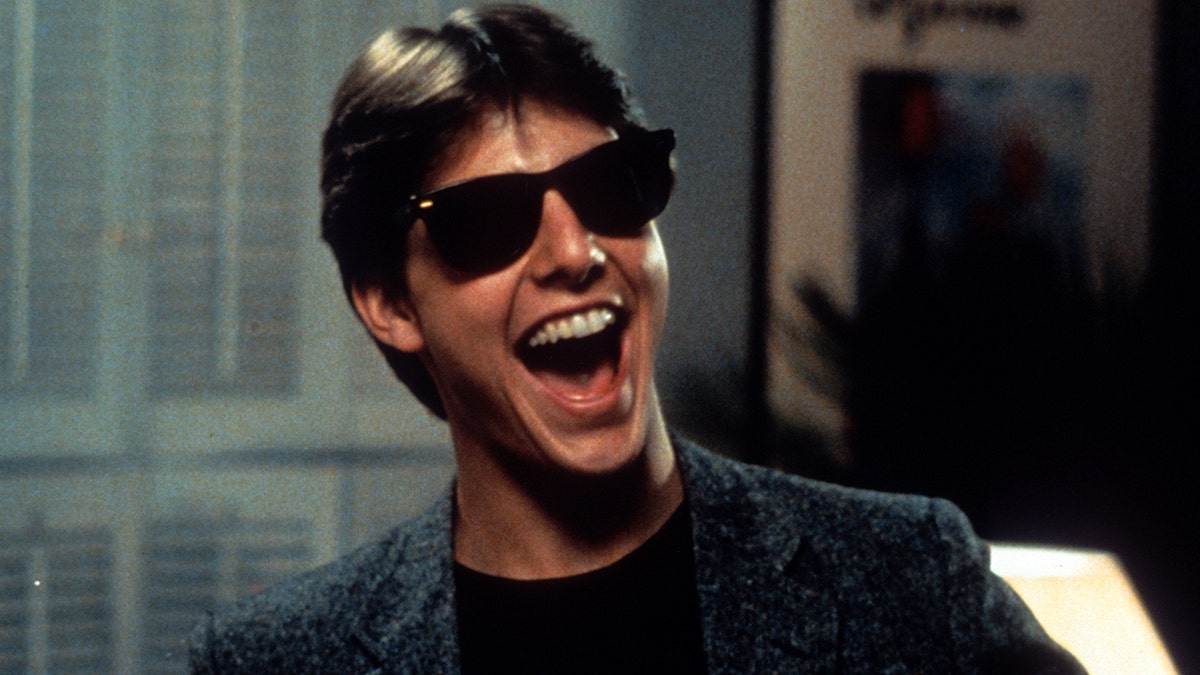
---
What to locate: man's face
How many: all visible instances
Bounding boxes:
[361,100,669,478]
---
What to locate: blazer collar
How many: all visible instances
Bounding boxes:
[675,436,841,673]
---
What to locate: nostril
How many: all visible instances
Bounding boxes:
[574,238,607,286]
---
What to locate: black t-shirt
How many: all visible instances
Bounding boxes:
[454,505,706,674]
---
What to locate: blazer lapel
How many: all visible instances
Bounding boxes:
[349,489,461,674]
[676,438,840,674]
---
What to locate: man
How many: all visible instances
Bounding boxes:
[190,5,1084,673]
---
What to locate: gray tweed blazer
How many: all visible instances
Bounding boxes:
[189,437,1084,673]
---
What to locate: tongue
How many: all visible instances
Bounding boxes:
[521,330,620,402]
[527,355,618,401]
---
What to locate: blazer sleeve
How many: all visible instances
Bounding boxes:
[930,499,1087,674]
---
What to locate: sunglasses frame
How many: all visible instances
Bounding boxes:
[400,128,676,275]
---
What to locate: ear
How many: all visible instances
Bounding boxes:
[351,284,426,354]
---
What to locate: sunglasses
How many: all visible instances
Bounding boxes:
[401,128,675,275]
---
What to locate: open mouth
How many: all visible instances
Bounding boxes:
[516,306,626,402]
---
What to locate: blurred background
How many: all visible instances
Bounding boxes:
[1,1,1195,672]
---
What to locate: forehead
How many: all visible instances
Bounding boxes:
[423,100,617,191]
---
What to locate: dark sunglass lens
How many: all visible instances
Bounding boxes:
[627,133,675,219]
[420,175,541,273]
[560,132,674,237]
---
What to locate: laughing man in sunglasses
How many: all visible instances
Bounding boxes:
[190,5,1083,673]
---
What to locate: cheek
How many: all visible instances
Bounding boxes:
[641,229,670,321]
[404,259,520,381]
[422,282,513,352]
[406,233,518,342]
[416,281,516,414]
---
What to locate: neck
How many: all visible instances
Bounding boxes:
[452,417,682,580]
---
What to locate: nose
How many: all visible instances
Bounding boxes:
[525,189,602,287]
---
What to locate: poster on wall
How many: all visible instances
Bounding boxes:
[855,69,1090,308]
[764,1,1155,475]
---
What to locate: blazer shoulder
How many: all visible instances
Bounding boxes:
[675,438,1084,674]
[677,435,957,549]
[675,435,991,607]
[189,495,453,673]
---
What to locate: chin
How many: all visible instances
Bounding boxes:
[531,414,649,477]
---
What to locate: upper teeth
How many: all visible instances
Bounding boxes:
[528,308,616,347]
